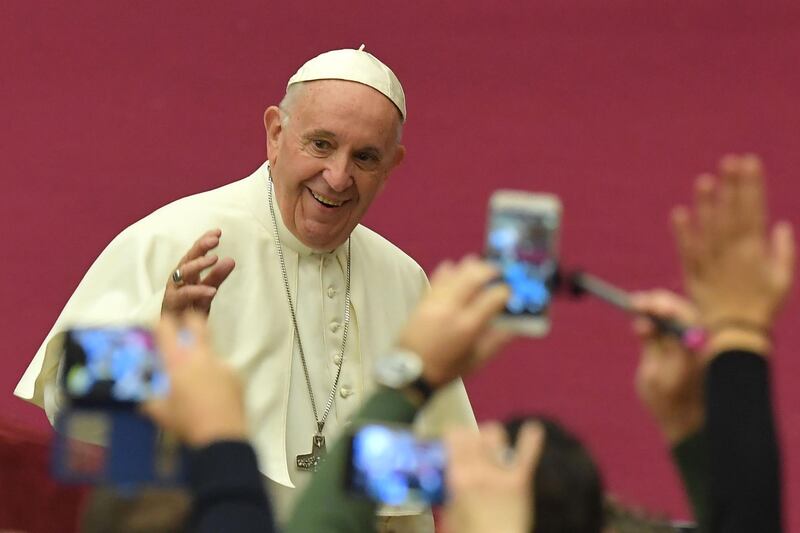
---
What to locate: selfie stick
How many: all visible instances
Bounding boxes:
[567,271,707,351]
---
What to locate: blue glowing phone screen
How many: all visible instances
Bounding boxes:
[63,327,168,404]
[351,425,446,506]
[487,208,559,316]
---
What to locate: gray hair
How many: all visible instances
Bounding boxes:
[278,82,403,143]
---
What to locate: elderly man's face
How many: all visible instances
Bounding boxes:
[264,80,405,250]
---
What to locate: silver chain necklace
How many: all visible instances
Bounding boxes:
[267,170,352,472]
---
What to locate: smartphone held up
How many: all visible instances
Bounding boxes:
[61,326,169,407]
[485,190,562,336]
[53,326,184,486]
[346,424,446,509]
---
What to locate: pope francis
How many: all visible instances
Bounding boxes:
[14,47,476,531]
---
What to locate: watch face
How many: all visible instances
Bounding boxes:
[375,350,423,389]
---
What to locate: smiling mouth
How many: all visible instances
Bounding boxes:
[309,188,346,208]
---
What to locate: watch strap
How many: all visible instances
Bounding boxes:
[399,376,435,408]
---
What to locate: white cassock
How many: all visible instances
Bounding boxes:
[14,162,476,530]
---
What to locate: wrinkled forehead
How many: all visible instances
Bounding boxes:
[289,80,403,145]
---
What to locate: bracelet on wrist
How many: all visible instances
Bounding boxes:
[707,319,771,339]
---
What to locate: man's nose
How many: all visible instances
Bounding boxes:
[322,154,354,193]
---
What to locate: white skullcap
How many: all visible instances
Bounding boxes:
[287,44,407,122]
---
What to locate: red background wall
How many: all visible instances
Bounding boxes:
[2,0,799,528]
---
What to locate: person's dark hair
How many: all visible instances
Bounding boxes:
[505,415,604,533]
[604,497,680,533]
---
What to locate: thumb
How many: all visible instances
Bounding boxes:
[470,327,514,370]
[513,422,545,482]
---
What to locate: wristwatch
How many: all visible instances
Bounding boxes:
[373,348,434,405]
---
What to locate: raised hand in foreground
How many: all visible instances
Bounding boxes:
[142,312,247,447]
[671,154,795,357]
[444,422,544,533]
[396,255,512,388]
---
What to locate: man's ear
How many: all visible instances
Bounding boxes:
[264,106,283,165]
[389,144,406,173]
[376,144,406,194]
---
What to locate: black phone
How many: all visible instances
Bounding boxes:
[345,424,446,507]
[60,326,168,407]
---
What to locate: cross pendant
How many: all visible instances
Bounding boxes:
[296,434,327,472]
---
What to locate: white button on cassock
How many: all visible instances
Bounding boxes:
[334,353,343,366]
[330,322,340,332]
[339,386,354,398]
[327,286,336,298]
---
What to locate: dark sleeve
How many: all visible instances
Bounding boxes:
[706,350,782,533]
[284,387,419,533]
[671,430,710,532]
[188,440,276,533]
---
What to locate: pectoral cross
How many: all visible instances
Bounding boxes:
[296,434,327,472]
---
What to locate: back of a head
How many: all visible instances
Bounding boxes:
[505,415,605,533]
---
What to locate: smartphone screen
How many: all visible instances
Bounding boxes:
[61,327,168,406]
[486,194,560,320]
[347,424,446,507]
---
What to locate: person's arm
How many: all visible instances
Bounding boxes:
[706,349,780,533]
[629,291,708,529]
[670,154,794,533]
[443,422,544,533]
[144,313,275,533]
[670,429,710,531]
[189,441,276,533]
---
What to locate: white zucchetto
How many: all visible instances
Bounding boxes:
[287,44,407,122]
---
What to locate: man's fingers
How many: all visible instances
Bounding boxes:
[430,260,456,285]
[140,398,170,428]
[771,221,796,291]
[446,258,503,305]
[630,289,697,326]
[715,156,739,239]
[632,315,654,339]
[671,206,700,276]
[445,427,482,467]
[470,327,515,370]
[168,285,217,313]
[431,255,496,302]
[694,173,717,243]
[175,254,219,285]
[478,423,509,465]
[200,257,236,289]
[180,229,222,264]
[732,154,766,236]
[512,422,545,476]
[463,283,510,330]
